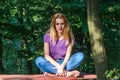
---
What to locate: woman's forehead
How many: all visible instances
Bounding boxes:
[55,18,64,23]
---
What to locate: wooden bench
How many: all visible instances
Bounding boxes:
[0,74,97,80]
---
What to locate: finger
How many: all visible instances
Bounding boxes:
[63,72,67,77]
[63,72,66,77]
[59,72,64,77]
[62,71,66,77]
[56,72,59,76]
[57,72,62,77]
[61,73,64,77]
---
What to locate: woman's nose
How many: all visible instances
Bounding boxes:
[58,24,62,27]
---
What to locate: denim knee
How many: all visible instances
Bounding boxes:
[66,52,84,71]
[35,56,45,66]
[75,52,84,62]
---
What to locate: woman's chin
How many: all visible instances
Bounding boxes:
[57,31,63,34]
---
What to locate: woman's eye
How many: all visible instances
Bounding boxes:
[61,23,65,25]
[56,23,59,25]
[56,23,65,25]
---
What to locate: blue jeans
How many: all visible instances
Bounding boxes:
[35,52,84,74]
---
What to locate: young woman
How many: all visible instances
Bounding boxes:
[35,13,84,77]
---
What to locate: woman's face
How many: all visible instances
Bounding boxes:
[55,18,65,35]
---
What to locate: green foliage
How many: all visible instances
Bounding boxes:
[100,0,120,70]
[99,1,120,79]
[105,68,120,80]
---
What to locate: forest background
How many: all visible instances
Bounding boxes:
[0,0,120,80]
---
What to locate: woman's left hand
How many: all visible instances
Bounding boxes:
[55,66,67,77]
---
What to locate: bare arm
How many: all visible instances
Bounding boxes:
[61,40,74,69]
[44,42,60,67]
[61,43,74,68]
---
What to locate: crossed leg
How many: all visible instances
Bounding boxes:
[36,52,84,77]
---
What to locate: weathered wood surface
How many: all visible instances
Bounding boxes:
[0,74,97,80]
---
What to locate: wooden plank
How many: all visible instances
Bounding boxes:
[0,74,97,80]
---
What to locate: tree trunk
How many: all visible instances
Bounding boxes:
[0,27,3,74]
[26,58,33,74]
[22,37,33,74]
[87,0,108,80]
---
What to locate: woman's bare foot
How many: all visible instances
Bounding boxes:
[44,72,55,77]
[66,70,80,77]
[44,72,67,77]
[44,70,80,77]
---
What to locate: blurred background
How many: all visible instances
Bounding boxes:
[0,0,120,79]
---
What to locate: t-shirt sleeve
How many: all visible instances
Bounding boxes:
[44,33,50,43]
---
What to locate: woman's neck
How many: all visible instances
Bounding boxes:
[57,33,63,40]
[57,32,62,37]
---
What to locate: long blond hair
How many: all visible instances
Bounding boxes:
[47,13,74,45]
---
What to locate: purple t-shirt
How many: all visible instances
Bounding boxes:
[44,33,70,60]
